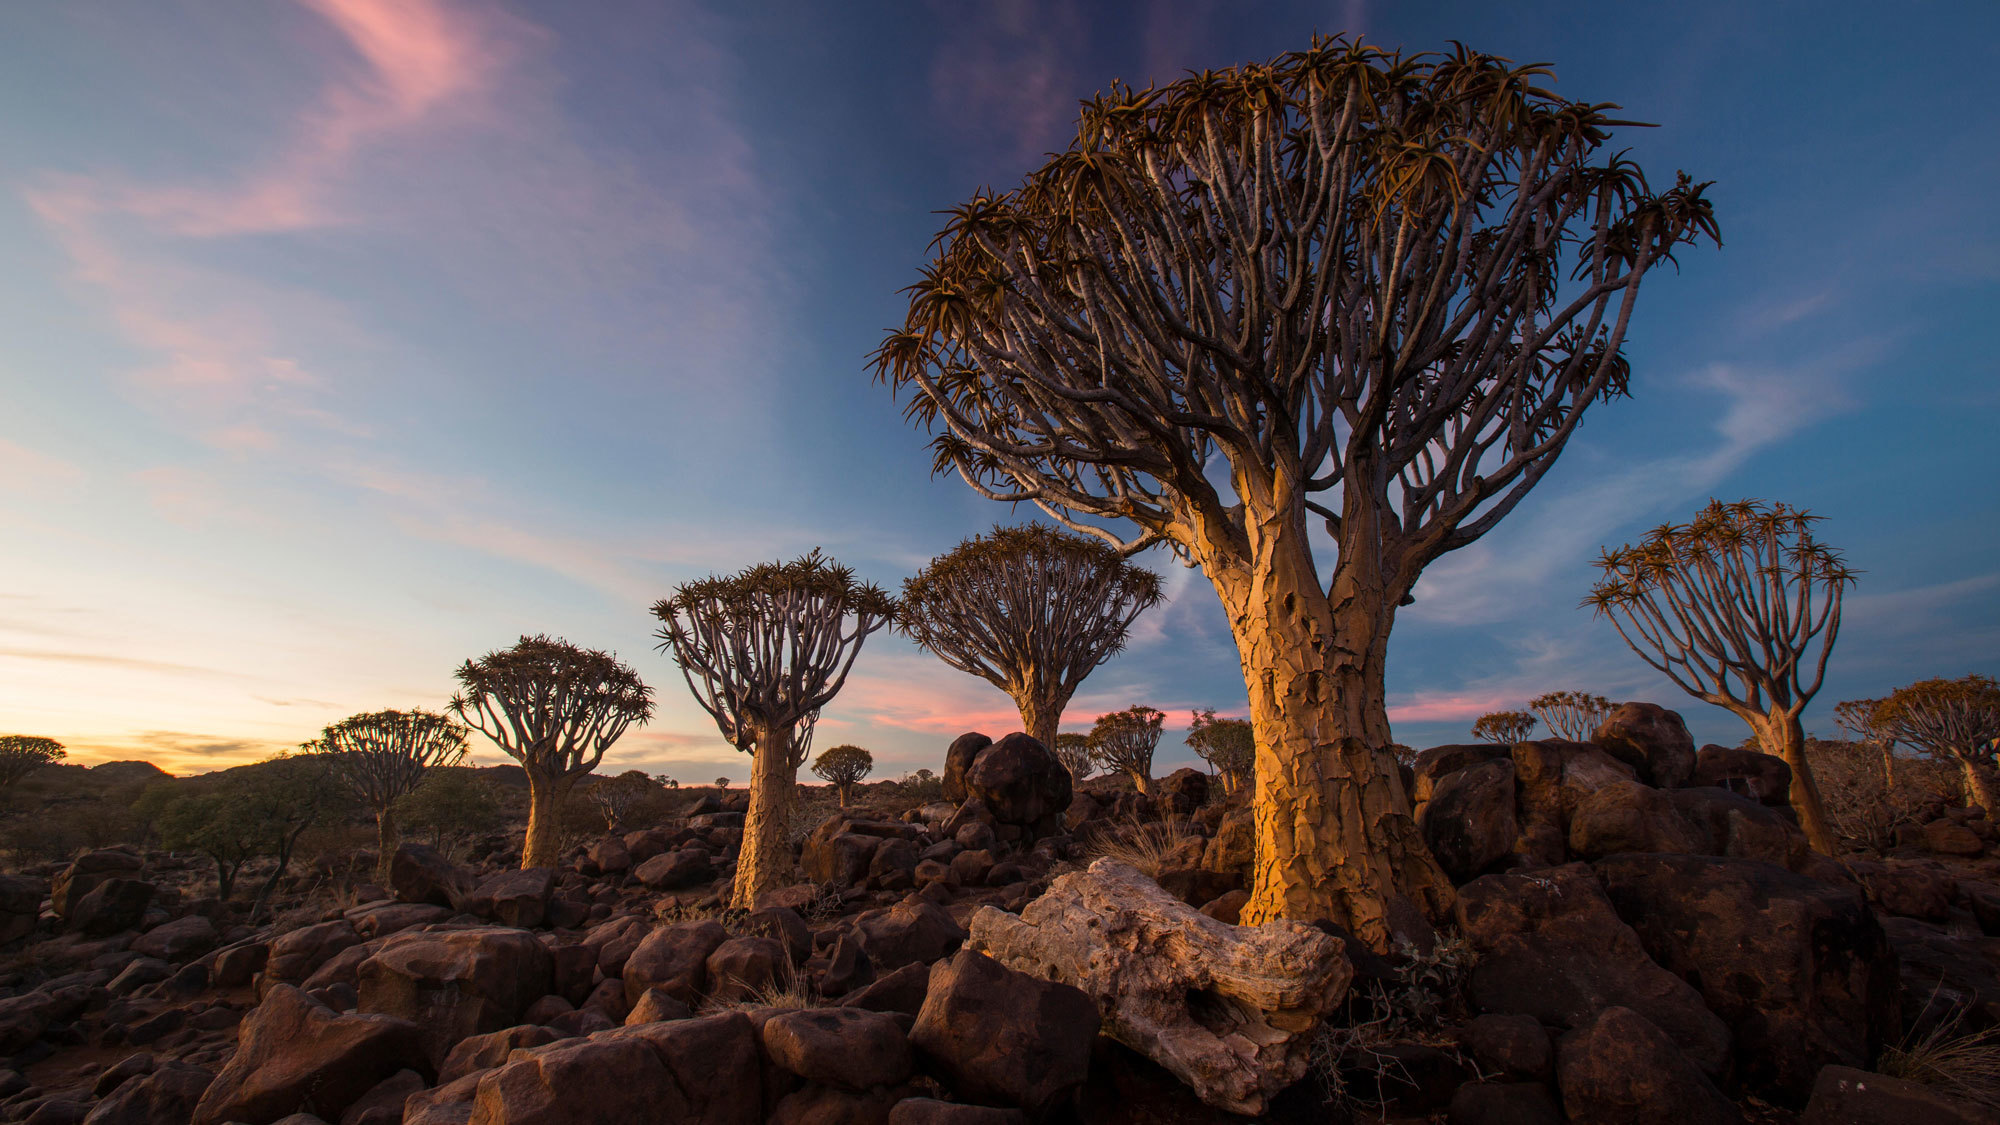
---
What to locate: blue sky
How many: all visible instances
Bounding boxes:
[1,0,1994,778]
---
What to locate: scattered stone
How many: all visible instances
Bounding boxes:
[1446,1081,1562,1125]
[68,879,155,937]
[911,949,1098,1118]
[79,1061,213,1125]
[624,987,692,1025]
[1692,746,1794,806]
[356,925,555,1068]
[1590,702,1697,788]
[50,850,144,920]
[460,867,555,929]
[851,898,965,973]
[941,733,993,805]
[1556,1006,1743,1125]
[762,1007,913,1090]
[705,935,788,1003]
[1458,1013,1552,1081]
[1800,1065,1990,1125]
[635,847,716,891]
[191,984,424,1125]
[887,1100,1026,1125]
[622,920,729,1007]
[964,734,1072,829]
[388,844,463,908]
[1566,780,1705,860]
[264,920,363,991]
[1419,757,1519,882]
[0,874,47,945]
[439,1024,558,1084]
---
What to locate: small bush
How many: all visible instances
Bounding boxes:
[1881,1003,2000,1110]
[1085,815,1198,879]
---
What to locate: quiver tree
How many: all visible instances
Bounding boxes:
[653,551,895,909]
[1471,711,1538,744]
[1833,697,1895,787]
[1187,709,1255,794]
[1052,733,1100,781]
[449,635,653,869]
[310,709,468,881]
[1528,692,1611,741]
[0,736,64,794]
[1091,706,1165,794]
[1588,499,1853,854]
[589,770,661,831]
[1871,676,2000,816]
[873,38,1718,946]
[901,524,1163,747]
[812,745,874,806]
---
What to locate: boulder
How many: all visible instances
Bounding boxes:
[1565,780,1705,860]
[801,824,881,887]
[1920,819,1986,857]
[1692,746,1794,807]
[761,1007,913,1089]
[911,949,1099,1117]
[617,1011,764,1124]
[1155,768,1208,816]
[212,941,271,988]
[1418,757,1518,883]
[50,849,143,919]
[439,1023,558,1083]
[850,898,965,973]
[1509,740,1639,864]
[1590,702,1697,788]
[589,836,632,874]
[68,878,154,936]
[964,733,1072,829]
[941,733,993,805]
[335,1069,423,1125]
[132,915,217,962]
[887,1101,1027,1125]
[840,962,929,1017]
[635,847,715,891]
[1668,787,1810,868]
[623,987,692,1025]
[1410,743,1511,807]
[1458,1013,1552,1081]
[867,838,920,891]
[1595,852,1896,1105]
[469,1032,685,1123]
[388,843,463,908]
[741,907,812,965]
[1455,863,1730,1075]
[1445,1082,1562,1125]
[264,920,363,990]
[356,925,554,1068]
[460,867,554,929]
[621,920,729,1007]
[1880,917,2000,1027]
[1557,1006,1743,1125]
[968,859,1349,1115]
[80,1061,213,1125]
[704,935,788,1003]
[0,873,46,945]
[1800,1065,1990,1125]
[191,985,423,1125]
[343,901,453,940]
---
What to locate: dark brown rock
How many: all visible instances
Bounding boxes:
[264,920,363,990]
[634,848,715,891]
[851,899,965,973]
[191,984,424,1125]
[1800,1065,1990,1125]
[50,849,143,920]
[886,1101,1025,1125]
[840,962,928,1017]
[1411,744,1511,807]
[356,925,554,1068]
[623,987,693,1025]
[762,1008,912,1089]
[1692,746,1793,806]
[1419,757,1519,882]
[79,1061,212,1125]
[470,1032,683,1123]
[1509,740,1639,865]
[461,867,555,929]
[1590,702,1697,788]
[68,878,154,936]
[964,734,1073,829]
[1556,1006,1743,1125]
[910,949,1098,1116]
[389,843,463,907]
[335,1068,422,1125]
[439,1024,558,1084]
[1156,768,1209,816]
[1458,1013,1552,1080]
[941,733,993,806]
[802,825,882,888]
[1566,779,1705,860]
[1668,787,1810,868]
[619,1010,764,1124]
[131,914,217,962]
[705,935,789,1003]
[622,920,729,1007]
[1445,1081,1561,1125]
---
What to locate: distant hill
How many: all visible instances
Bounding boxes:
[87,760,173,783]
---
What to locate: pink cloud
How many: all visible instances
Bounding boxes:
[1387,692,1519,725]
[0,440,88,495]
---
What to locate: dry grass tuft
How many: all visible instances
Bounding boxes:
[1881,1004,2000,1109]
[700,962,824,1014]
[1084,815,1198,879]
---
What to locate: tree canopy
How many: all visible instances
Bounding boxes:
[1471,710,1538,744]
[812,744,874,806]
[1091,706,1166,794]
[450,635,653,779]
[0,735,65,791]
[1186,709,1254,792]
[1528,692,1611,741]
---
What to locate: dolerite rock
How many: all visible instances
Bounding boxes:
[741,907,812,965]
[331,1069,422,1125]
[356,925,554,1068]
[343,901,453,940]
[0,988,88,1054]
[964,733,1072,829]
[1445,1082,1562,1125]
[1590,702,1697,788]
[868,838,920,891]
[1593,853,1897,1106]
[0,873,46,945]
[1458,1013,1553,1081]
[942,733,993,805]
[132,915,217,962]
[79,1061,213,1125]
[1919,819,1986,857]
[762,1007,913,1090]
[50,849,143,920]
[1881,917,2000,1026]
[388,843,463,907]
[969,859,1350,1115]
[589,835,632,874]
[1200,807,1255,884]
[263,920,363,991]
[840,961,928,1016]
[1565,780,1705,860]
[1156,768,1209,816]
[68,878,154,936]
[191,985,423,1125]
[470,1033,686,1123]
[622,920,730,1007]
[704,935,788,1003]
[618,1011,765,1124]
[634,847,714,891]
[851,898,965,972]
[1509,740,1639,864]
[1556,1006,1744,1125]
[911,949,1099,1117]
[1692,746,1794,807]
[439,1023,558,1083]
[1418,757,1518,883]
[801,822,881,887]
[1410,744,1511,807]
[1668,787,1810,868]
[1455,863,1731,1076]
[402,1072,483,1125]
[623,987,692,1025]
[1800,1065,1991,1125]
[461,867,554,929]
[212,941,271,988]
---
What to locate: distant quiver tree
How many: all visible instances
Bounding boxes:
[1528,692,1612,741]
[1091,706,1166,795]
[310,709,468,881]
[812,745,874,807]
[873,38,1720,946]
[449,636,653,869]
[653,551,895,909]
[1588,498,1853,854]
[1186,709,1255,795]
[901,525,1162,749]
[1871,676,2000,816]
[0,736,65,793]
[1052,733,1100,782]
[1471,711,1539,744]
[1833,697,1893,786]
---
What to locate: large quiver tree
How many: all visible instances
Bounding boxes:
[902,524,1162,748]
[1587,499,1853,854]
[450,636,653,869]
[873,38,1718,946]
[653,552,895,910]
[1871,676,2000,816]
[311,709,468,881]
[0,736,65,794]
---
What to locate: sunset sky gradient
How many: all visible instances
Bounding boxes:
[2,0,1995,778]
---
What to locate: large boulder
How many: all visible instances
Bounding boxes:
[1455,863,1730,1075]
[49,849,143,919]
[941,733,993,805]
[191,985,423,1125]
[1155,768,1208,816]
[80,1061,213,1125]
[964,733,1072,829]
[460,867,554,929]
[1669,787,1810,868]
[1590,702,1697,788]
[262,919,363,991]
[1692,746,1794,807]
[1801,1065,1991,1125]
[0,873,46,945]
[469,1032,687,1123]
[1510,740,1639,864]
[911,949,1099,1117]
[1417,757,1518,883]
[621,920,729,1007]
[761,1007,913,1090]
[1410,744,1511,808]
[851,898,965,973]
[1556,1006,1743,1125]
[356,925,555,1068]
[1565,780,1705,860]
[968,859,1348,1115]
[132,915,217,963]
[389,843,464,907]
[67,878,155,936]
[1594,853,1898,1106]
[800,823,881,888]
[634,847,715,891]
[618,1011,764,1124]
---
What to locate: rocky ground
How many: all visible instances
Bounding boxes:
[1,713,1997,1124]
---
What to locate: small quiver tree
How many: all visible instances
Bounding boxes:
[873,38,1719,945]
[310,709,468,882]
[449,635,654,869]
[812,745,874,807]
[653,551,895,910]
[395,768,505,854]
[1186,710,1254,795]
[0,736,64,797]
[1834,697,1894,787]
[901,525,1162,747]
[1872,676,2000,817]
[1471,711,1538,744]
[1091,706,1165,795]
[141,754,345,915]
[1528,693,1611,741]
[1052,733,1100,783]
[590,770,663,832]
[1588,499,1854,854]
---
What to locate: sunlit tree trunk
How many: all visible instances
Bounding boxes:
[733,722,798,911]
[521,771,571,869]
[1014,685,1065,752]
[1957,754,1998,817]
[1748,710,1835,854]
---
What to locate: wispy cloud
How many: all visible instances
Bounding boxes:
[0,440,87,496]
[927,0,1088,169]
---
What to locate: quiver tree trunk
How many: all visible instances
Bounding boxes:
[521,771,573,869]
[1958,754,1999,817]
[1015,690,1065,753]
[374,806,397,883]
[734,723,798,911]
[1749,710,1835,855]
